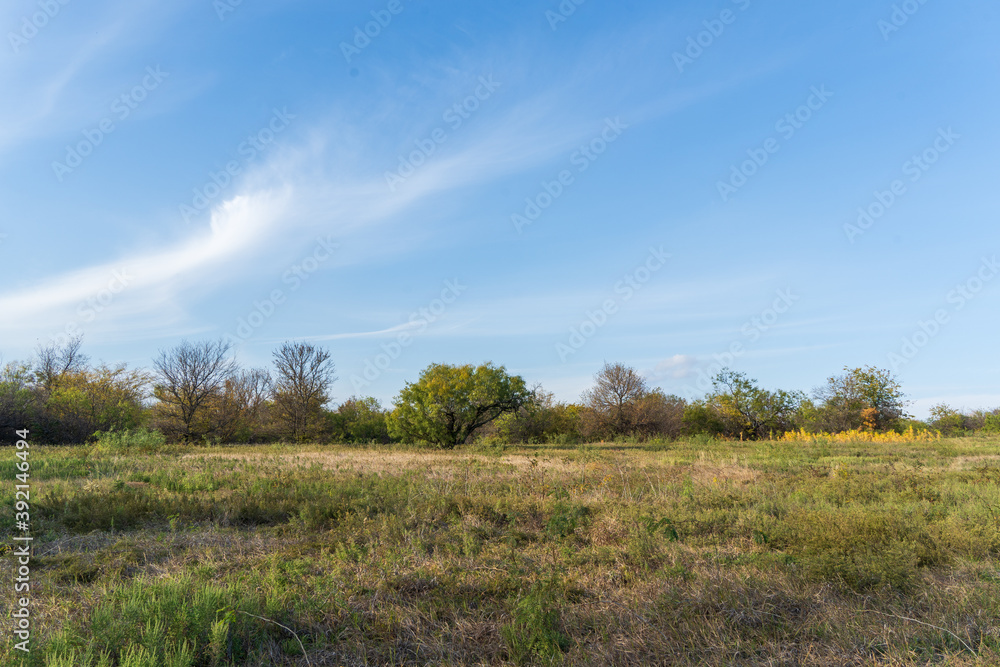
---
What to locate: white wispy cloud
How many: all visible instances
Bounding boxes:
[0,12,745,351]
[0,188,293,343]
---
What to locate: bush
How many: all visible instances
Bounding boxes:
[328,396,392,444]
[983,412,1000,434]
[487,390,582,445]
[92,428,168,455]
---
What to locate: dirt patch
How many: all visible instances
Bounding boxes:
[949,454,1000,470]
[181,450,589,475]
[687,462,760,485]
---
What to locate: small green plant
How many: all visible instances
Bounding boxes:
[642,516,680,542]
[546,494,589,539]
[502,578,570,665]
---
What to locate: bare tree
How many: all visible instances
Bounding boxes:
[582,362,649,437]
[34,335,89,391]
[153,339,238,442]
[272,342,337,441]
[215,368,273,443]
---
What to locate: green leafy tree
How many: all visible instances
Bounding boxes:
[981,411,1000,434]
[812,366,907,432]
[388,363,531,448]
[711,368,804,440]
[0,361,40,434]
[927,403,970,436]
[46,364,151,441]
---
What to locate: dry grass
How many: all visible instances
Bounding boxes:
[3,438,1000,665]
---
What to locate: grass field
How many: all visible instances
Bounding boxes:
[5,436,1000,666]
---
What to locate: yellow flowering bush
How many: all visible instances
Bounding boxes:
[781,426,940,444]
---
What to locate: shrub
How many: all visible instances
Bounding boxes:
[91,428,168,455]
[487,390,582,445]
[983,412,1000,434]
[328,396,392,444]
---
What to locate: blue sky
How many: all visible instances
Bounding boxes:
[1,0,997,417]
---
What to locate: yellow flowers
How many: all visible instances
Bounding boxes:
[781,426,940,444]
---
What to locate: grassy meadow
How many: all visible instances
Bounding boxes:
[5,436,1000,666]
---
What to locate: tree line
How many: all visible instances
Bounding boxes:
[1,336,997,447]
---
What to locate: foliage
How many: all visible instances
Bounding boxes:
[781,426,940,444]
[488,389,583,445]
[808,365,908,433]
[33,335,89,392]
[632,389,687,439]
[579,363,686,441]
[709,368,804,439]
[681,400,727,437]
[46,364,151,442]
[981,412,1000,434]
[329,396,392,444]
[388,362,531,448]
